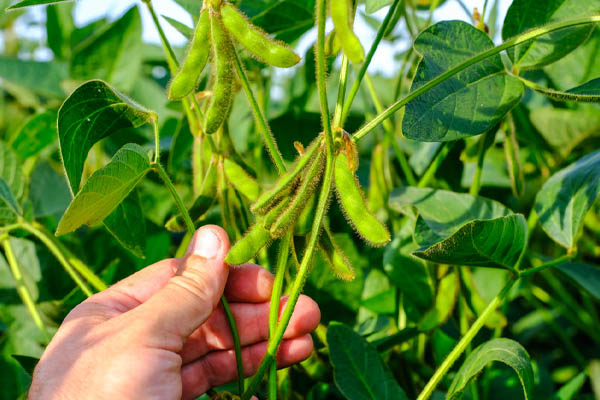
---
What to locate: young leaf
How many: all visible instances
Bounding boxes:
[502,0,600,70]
[104,190,146,258]
[402,20,523,142]
[10,111,57,160]
[556,263,600,301]
[58,80,155,194]
[419,272,459,331]
[535,150,600,249]
[70,6,143,92]
[447,338,534,400]
[414,215,528,270]
[327,322,408,400]
[56,144,151,236]
[552,371,587,400]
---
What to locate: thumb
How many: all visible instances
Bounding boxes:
[132,225,230,342]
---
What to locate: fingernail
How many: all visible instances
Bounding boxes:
[189,228,221,259]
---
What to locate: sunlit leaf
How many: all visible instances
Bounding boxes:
[104,189,146,258]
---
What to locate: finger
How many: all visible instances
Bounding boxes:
[181,334,314,400]
[129,225,230,348]
[224,264,274,303]
[181,294,320,363]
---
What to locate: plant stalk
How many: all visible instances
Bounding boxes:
[417,142,454,188]
[352,15,600,141]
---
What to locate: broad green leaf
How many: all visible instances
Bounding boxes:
[502,0,600,70]
[390,187,512,247]
[0,141,25,202]
[70,7,143,92]
[28,162,70,218]
[535,150,600,249]
[58,80,155,193]
[172,0,202,23]
[360,288,396,315]
[419,272,459,331]
[104,189,146,258]
[402,21,523,142]
[552,371,587,400]
[243,0,316,43]
[529,106,600,157]
[0,178,20,224]
[327,322,408,400]
[462,269,507,329]
[7,0,72,9]
[447,338,534,400]
[556,263,600,301]
[56,144,151,236]
[10,111,57,160]
[365,0,393,14]
[0,56,67,98]
[383,227,434,315]
[414,215,528,269]
[46,2,75,60]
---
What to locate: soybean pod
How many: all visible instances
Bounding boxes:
[251,140,321,214]
[270,151,325,238]
[319,225,355,281]
[221,4,300,68]
[330,0,364,63]
[224,158,261,201]
[225,223,271,265]
[205,12,235,134]
[334,152,390,246]
[168,9,211,100]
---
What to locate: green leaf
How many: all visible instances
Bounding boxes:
[365,0,393,14]
[10,355,39,376]
[0,178,20,224]
[28,162,70,218]
[414,215,528,269]
[390,187,513,247]
[556,263,600,301]
[243,0,316,43]
[447,338,534,400]
[46,2,74,60]
[103,189,146,258]
[502,0,600,69]
[552,371,587,400]
[360,288,396,315]
[10,111,57,160]
[402,20,523,142]
[529,106,600,157]
[0,56,67,98]
[70,6,143,92]
[162,15,193,38]
[58,80,155,194]
[419,272,459,331]
[535,150,600,249]
[0,141,25,203]
[523,77,600,102]
[56,144,151,236]
[7,0,72,9]
[327,322,408,400]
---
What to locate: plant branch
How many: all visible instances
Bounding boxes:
[352,15,600,141]
[340,0,403,126]
[416,278,517,400]
[333,55,350,128]
[154,162,195,233]
[519,254,575,277]
[232,48,286,174]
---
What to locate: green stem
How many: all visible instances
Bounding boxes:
[232,48,286,174]
[1,236,50,341]
[268,234,291,400]
[152,117,160,163]
[364,73,417,186]
[19,222,94,297]
[333,55,350,128]
[154,162,195,233]
[352,15,600,141]
[417,142,454,188]
[222,296,244,395]
[340,0,403,126]
[416,278,516,400]
[519,254,574,277]
[144,0,178,72]
[315,0,333,145]
[470,129,495,196]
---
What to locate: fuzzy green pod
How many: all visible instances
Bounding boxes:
[204,12,235,134]
[251,141,320,214]
[262,196,292,231]
[223,158,260,201]
[294,192,317,235]
[225,223,271,265]
[330,0,364,63]
[221,4,301,68]
[319,226,355,281]
[165,157,218,232]
[168,9,211,100]
[270,151,325,238]
[334,152,390,246]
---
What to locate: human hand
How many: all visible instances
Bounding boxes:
[29,225,320,400]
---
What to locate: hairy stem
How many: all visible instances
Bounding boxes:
[233,48,286,174]
[154,162,195,233]
[519,254,574,277]
[352,15,600,141]
[222,296,244,395]
[416,278,517,400]
[333,55,350,128]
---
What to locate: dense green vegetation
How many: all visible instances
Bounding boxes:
[0,0,599,399]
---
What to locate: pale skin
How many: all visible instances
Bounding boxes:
[28,225,321,400]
